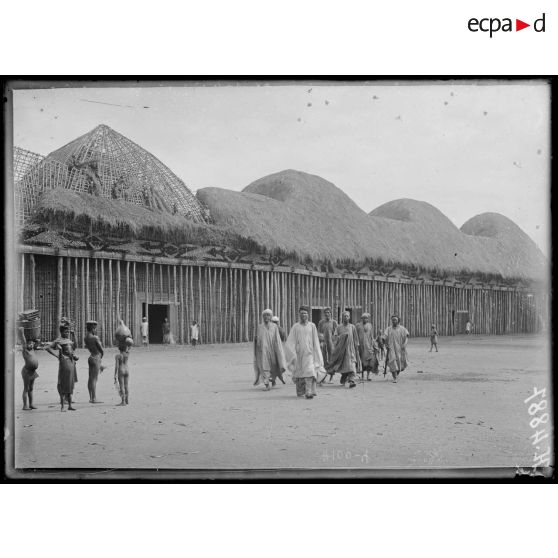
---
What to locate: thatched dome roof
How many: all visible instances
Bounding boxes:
[461,213,547,282]
[15,125,207,223]
[198,170,546,281]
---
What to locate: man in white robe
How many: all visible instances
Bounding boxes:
[253,309,287,391]
[382,315,409,383]
[285,306,325,399]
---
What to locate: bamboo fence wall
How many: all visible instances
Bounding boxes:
[20,253,549,347]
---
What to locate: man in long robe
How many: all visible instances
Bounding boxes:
[254,309,287,390]
[382,315,409,383]
[327,311,361,388]
[355,313,380,381]
[317,307,338,383]
[285,306,325,399]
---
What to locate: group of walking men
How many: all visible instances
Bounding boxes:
[253,305,409,399]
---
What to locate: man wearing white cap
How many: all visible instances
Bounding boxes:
[285,305,326,399]
[254,309,287,390]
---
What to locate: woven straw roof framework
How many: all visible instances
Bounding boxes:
[14,146,67,225]
[14,124,207,225]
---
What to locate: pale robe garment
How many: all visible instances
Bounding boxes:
[285,322,326,395]
[317,318,338,367]
[253,322,287,386]
[356,322,379,373]
[140,321,149,338]
[190,324,199,340]
[383,324,409,374]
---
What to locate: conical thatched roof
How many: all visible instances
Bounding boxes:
[197,169,546,281]
[15,125,207,223]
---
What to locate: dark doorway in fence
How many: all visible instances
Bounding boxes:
[455,311,470,335]
[311,308,323,327]
[143,303,169,344]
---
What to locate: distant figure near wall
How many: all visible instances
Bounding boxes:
[429,324,439,352]
[140,316,149,347]
[162,317,174,344]
[466,321,472,335]
[190,321,200,347]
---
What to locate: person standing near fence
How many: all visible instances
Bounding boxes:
[190,321,200,347]
[429,324,439,352]
[84,320,106,403]
[19,327,41,410]
[140,316,149,347]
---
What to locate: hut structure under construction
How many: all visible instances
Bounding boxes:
[13,125,549,347]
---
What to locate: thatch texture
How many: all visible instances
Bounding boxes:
[30,188,258,250]
[15,125,207,224]
[461,213,547,283]
[198,169,546,281]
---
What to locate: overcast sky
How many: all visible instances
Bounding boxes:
[12,81,550,255]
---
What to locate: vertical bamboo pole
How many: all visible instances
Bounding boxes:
[237,268,242,343]
[179,266,185,344]
[125,261,130,326]
[108,259,113,345]
[132,261,138,345]
[116,260,121,322]
[79,258,84,346]
[224,267,229,342]
[244,269,250,342]
[87,258,92,321]
[176,264,182,343]
[56,256,63,333]
[29,254,36,310]
[209,266,214,343]
[99,260,105,345]
[218,267,223,343]
[145,263,150,317]
[198,266,202,342]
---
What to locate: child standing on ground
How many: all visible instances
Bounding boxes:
[19,327,41,410]
[114,340,132,406]
[376,329,386,361]
[429,324,439,352]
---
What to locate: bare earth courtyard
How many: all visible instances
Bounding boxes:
[12,334,552,472]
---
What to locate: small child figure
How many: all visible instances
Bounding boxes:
[114,337,132,406]
[19,327,41,410]
[375,330,386,362]
[429,324,439,352]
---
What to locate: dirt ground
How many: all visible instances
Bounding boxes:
[11,334,552,472]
